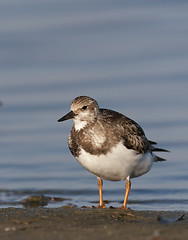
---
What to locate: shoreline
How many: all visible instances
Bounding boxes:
[0,207,187,240]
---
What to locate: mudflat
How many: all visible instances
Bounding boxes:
[0,207,187,240]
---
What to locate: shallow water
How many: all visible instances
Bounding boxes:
[0,0,188,211]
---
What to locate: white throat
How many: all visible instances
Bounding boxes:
[74,119,87,131]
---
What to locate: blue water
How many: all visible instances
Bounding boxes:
[0,0,188,211]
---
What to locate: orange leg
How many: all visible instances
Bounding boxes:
[97,178,106,208]
[122,177,131,209]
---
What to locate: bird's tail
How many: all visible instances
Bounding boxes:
[152,147,169,153]
[151,147,169,162]
[154,156,167,162]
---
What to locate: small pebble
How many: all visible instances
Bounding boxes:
[4,227,16,232]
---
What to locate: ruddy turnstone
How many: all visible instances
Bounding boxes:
[58,96,168,209]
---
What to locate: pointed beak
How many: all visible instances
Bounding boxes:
[58,110,76,122]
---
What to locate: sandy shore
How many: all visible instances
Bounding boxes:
[0,207,187,240]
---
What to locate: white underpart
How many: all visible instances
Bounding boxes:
[77,142,154,181]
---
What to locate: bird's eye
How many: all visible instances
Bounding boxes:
[82,106,87,110]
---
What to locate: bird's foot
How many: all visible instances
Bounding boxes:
[120,206,129,210]
[96,204,106,209]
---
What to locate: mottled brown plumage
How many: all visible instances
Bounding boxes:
[69,108,155,158]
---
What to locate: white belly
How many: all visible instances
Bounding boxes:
[77,142,154,181]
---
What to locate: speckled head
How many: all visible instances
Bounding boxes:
[58,96,100,131]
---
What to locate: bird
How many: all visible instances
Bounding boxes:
[58,96,168,209]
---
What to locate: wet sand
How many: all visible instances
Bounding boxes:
[0,207,187,240]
